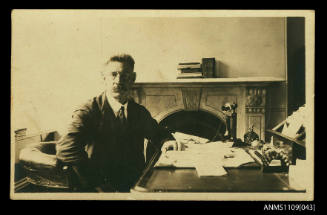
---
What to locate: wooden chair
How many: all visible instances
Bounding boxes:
[18,141,74,191]
[18,139,156,192]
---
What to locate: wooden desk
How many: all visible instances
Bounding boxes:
[132,151,306,193]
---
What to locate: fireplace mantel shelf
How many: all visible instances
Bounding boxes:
[134,77,285,87]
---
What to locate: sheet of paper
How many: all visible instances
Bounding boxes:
[172,132,209,144]
[209,140,234,148]
[154,151,197,167]
[195,162,227,177]
[155,149,224,168]
[222,148,255,167]
[185,141,234,154]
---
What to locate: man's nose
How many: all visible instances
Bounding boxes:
[113,74,122,83]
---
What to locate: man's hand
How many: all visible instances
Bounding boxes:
[161,140,186,153]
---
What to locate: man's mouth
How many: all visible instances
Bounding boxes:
[112,84,126,92]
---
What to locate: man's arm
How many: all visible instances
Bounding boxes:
[56,109,90,163]
[56,107,94,190]
[141,107,174,151]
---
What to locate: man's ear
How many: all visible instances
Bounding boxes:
[131,72,136,82]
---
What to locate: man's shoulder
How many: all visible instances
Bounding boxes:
[128,99,151,115]
[74,92,105,113]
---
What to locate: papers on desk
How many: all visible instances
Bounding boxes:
[195,161,227,177]
[155,140,235,167]
[172,132,210,144]
[155,136,255,176]
[154,151,197,168]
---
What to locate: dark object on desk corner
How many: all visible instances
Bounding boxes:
[251,144,291,173]
[232,138,248,147]
[265,105,306,164]
[262,144,291,165]
[244,124,259,145]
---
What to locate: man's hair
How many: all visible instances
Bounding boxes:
[105,54,135,70]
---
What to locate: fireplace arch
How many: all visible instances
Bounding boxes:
[158,109,227,141]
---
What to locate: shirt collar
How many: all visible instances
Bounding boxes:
[106,91,128,117]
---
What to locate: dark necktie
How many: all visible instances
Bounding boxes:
[117,106,127,127]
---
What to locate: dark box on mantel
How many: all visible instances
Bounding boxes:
[202,57,216,78]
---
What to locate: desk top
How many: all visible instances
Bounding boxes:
[132,151,306,193]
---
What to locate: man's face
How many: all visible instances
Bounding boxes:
[103,61,136,102]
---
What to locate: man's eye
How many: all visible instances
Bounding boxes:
[111,72,118,78]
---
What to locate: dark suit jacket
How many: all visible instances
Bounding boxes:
[56,92,172,192]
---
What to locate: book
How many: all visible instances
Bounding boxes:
[178,68,202,73]
[177,64,201,70]
[177,70,203,78]
[202,58,216,78]
[177,73,203,79]
[178,62,201,65]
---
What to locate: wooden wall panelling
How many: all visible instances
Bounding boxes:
[142,88,183,120]
[245,87,267,140]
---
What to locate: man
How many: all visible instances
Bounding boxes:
[56,54,180,192]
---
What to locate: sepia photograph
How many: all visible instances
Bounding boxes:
[10,10,314,201]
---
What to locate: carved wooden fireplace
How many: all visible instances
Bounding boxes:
[132,77,285,142]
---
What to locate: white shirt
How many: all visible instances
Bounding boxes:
[106,92,128,118]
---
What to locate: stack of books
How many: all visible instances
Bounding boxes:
[15,128,27,141]
[177,62,203,79]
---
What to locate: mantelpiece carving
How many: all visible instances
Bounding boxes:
[146,95,177,117]
[181,88,202,111]
[245,87,266,113]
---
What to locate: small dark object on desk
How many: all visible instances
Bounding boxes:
[232,138,249,147]
[244,125,259,145]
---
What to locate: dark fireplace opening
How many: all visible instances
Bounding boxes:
[159,110,226,141]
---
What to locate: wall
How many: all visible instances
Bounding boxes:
[12,11,104,135]
[11,11,287,135]
[287,17,305,115]
[101,17,286,81]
